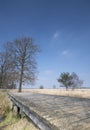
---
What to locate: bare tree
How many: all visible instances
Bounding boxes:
[70,72,83,90]
[7,37,40,92]
[0,51,17,88]
[53,85,56,89]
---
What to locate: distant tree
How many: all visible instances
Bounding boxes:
[57,72,83,90]
[39,85,44,89]
[57,72,72,90]
[6,37,40,92]
[70,72,83,90]
[53,85,56,89]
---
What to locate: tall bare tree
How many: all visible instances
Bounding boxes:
[7,37,39,92]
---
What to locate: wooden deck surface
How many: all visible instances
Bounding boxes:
[9,92,90,130]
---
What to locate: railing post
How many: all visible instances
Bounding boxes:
[12,103,14,111]
[17,106,20,114]
[17,106,21,118]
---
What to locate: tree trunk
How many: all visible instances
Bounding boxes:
[66,86,68,91]
[19,64,24,92]
[0,67,4,88]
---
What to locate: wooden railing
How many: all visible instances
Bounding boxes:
[8,93,58,130]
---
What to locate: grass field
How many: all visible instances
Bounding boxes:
[20,88,90,99]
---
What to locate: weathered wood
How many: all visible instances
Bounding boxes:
[8,93,90,130]
[12,103,14,111]
[8,93,58,130]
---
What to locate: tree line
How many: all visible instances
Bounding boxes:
[0,37,39,92]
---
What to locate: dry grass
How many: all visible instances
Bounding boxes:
[20,88,90,99]
[0,112,39,130]
[0,90,10,116]
[5,118,39,130]
[0,89,39,130]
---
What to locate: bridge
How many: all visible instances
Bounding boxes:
[8,92,90,130]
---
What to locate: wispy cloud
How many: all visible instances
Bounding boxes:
[62,50,72,57]
[44,70,54,75]
[53,32,60,39]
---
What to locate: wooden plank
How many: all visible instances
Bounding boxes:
[8,93,59,130]
[8,93,90,130]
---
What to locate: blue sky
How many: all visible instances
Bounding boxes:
[0,0,90,88]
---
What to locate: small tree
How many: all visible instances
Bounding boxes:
[39,85,44,89]
[57,72,72,90]
[53,85,56,89]
[70,72,83,90]
[57,72,83,90]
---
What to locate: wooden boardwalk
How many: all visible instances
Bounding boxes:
[9,93,90,130]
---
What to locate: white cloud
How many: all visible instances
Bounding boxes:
[44,70,54,75]
[53,32,60,39]
[62,50,69,55]
[62,50,72,57]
